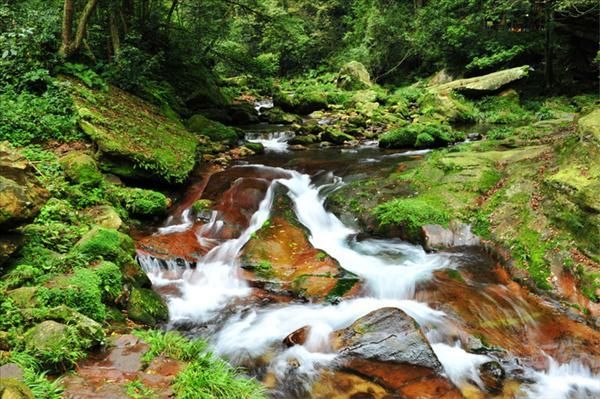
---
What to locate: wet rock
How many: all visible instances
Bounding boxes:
[0,378,34,399]
[283,326,311,347]
[289,144,308,151]
[334,307,442,370]
[479,361,506,393]
[422,221,480,251]
[288,134,318,145]
[336,61,372,90]
[467,132,482,141]
[320,128,354,145]
[127,287,168,326]
[331,308,463,398]
[59,151,103,187]
[0,142,48,229]
[311,370,390,399]
[228,103,260,125]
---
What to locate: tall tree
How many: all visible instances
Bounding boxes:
[60,0,100,58]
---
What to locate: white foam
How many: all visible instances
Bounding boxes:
[522,358,600,399]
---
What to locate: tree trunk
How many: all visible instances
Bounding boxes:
[109,11,121,57]
[544,1,554,89]
[60,0,100,59]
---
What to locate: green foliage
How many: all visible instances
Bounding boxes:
[511,229,552,290]
[255,260,273,279]
[22,222,87,254]
[192,199,213,214]
[477,169,503,193]
[187,114,243,145]
[19,146,67,195]
[486,126,514,140]
[94,261,123,303]
[59,63,107,90]
[373,197,450,239]
[173,356,266,399]
[74,226,135,264]
[0,82,80,145]
[477,94,533,124]
[38,268,106,322]
[135,330,207,362]
[2,352,63,399]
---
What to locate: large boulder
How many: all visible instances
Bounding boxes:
[434,65,529,92]
[0,142,48,229]
[0,378,34,399]
[422,221,480,251]
[331,308,463,398]
[336,61,372,90]
[74,226,135,263]
[186,114,244,146]
[69,78,198,184]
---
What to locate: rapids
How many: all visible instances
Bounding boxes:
[137,126,599,399]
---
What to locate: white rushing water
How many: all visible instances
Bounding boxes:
[139,164,600,398]
[247,130,294,152]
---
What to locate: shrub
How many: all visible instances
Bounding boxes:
[486,126,513,140]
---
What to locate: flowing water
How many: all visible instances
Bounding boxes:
[136,124,599,399]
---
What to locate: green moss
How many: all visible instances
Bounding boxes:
[59,152,103,187]
[74,226,135,263]
[373,197,450,240]
[289,134,318,145]
[511,229,552,290]
[69,78,198,183]
[0,377,35,399]
[325,274,359,302]
[191,199,213,214]
[379,123,458,149]
[127,288,168,326]
[477,169,503,193]
[109,186,168,217]
[94,261,123,303]
[244,141,265,154]
[38,268,106,322]
[320,128,354,144]
[187,114,243,145]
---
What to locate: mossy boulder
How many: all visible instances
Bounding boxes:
[7,287,39,308]
[578,108,600,143]
[419,90,479,123]
[59,151,103,187]
[0,142,48,229]
[0,378,34,399]
[127,288,168,326]
[47,305,105,344]
[264,107,301,124]
[289,134,318,145]
[336,61,372,90]
[273,90,329,115]
[69,78,198,184]
[120,259,152,288]
[187,114,244,145]
[191,199,213,214]
[74,226,135,263]
[23,320,70,352]
[244,142,265,154]
[320,128,355,145]
[109,186,169,217]
[379,123,460,149]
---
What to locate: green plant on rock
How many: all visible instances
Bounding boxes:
[108,186,168,217]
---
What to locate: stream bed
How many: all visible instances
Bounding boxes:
[135,124,600,399]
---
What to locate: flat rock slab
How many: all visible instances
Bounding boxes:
[62,334,183,399]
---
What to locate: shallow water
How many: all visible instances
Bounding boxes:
[137,125,600,399]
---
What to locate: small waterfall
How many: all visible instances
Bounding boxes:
[255,98,274,115]
[246,129,294,153]
[521,358,600,399]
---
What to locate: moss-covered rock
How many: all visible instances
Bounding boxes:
[120,259,152,288]
[47,305,105,344]
[0,378,34,399]
[187,114,244,145]
[59,151,103,187]
[320,128,355,145]
[191,199,213,214]
[578,108,600,143]
[74,226,135,263]
[109,186,169,217]
[23,320,70,352]
[244,142,265,154]
[7,287,39,308]
[69,78,198,184]
[336,61,372,90]
[264,107,302,124]
[379,123,459,149]
[127,288,168,326]
[289,134,318,145]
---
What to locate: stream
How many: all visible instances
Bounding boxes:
[136,122,600,399]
